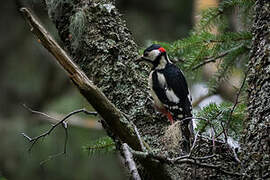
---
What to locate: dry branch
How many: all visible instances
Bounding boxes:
[130,148,242,177]
[22,108,97,152]
[122,143,141,180]
[23,104,102,129]
[20,7,146,151]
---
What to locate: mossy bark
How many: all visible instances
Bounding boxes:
[43,0,269,179]
[45,0,173,179]
[242,0,270,179]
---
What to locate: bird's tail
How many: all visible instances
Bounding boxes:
[181,118,193,153]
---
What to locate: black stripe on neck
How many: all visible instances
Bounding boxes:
[152,53,168,70]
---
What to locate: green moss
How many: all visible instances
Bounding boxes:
[69,9,86,49]
[46,0,74,18]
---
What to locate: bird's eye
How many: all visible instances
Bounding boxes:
[144,52,149,57]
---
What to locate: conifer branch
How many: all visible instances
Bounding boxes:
[192,44,244,70]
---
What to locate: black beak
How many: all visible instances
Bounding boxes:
[135,56,144,63]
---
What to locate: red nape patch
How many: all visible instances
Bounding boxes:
[166,112,174,125]
[158,47,166,53]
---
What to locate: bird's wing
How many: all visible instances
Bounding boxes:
[161,64,192,117]
[151,70,170,105]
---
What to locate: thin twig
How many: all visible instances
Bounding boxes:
[23,104,58,121]
[122,143,141,180]
[130,149,241,177]
[211,127,216,153]
[205,37,251,44]
[189,131,199,156]
[232,147,241,164]
[23,104,100,129]
[219,122,228,141]
[22,108,97,152]
[62,121,68,154]
[177,116,210,124]
[131,122,146,152]
[194,154,216,160]
[226,68,249,133]
[20,7,148,151]
[192,93,212,107]
[198,135,225,145]
[40,152,66,166]
[175,159,242,177]
[192,44,244,70]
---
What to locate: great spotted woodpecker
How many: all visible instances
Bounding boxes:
[137,44,193,151]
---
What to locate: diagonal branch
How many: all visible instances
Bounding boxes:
[122,143,141,180]
[23,104,101,129]
[226,67,250,132]
[192,44,245,70]
[20,7,147,151]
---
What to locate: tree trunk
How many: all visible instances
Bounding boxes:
[242,0,270,179]
[45,0,174,179]
[41,0,269,179]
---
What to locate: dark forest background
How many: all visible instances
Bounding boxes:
[0,1,195,179]
[0,0,235,179]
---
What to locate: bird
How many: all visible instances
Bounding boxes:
[136,44,193,152]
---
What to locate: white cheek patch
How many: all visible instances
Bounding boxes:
[148,49,160,61]
[166,89,180,103]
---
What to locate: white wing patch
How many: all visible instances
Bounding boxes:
[157,72,180,104]
[165,88,180,103]
[157,72,166,88]
[177,114,183,118]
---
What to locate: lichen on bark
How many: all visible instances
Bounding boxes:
[42,0,268,179]
[45,0,173,178]
[242,0,270,178]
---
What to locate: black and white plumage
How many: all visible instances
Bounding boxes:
[137,44,193,152]
[137,44,192,124]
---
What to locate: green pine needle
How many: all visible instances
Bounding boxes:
[196,102,246,140]
[83,136,116,157]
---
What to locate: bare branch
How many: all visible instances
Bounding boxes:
[192,93,212,107]
[122,143,141,180]
[23,104,101,129]
[132,122,146,152]
[232,147,241,164]
[62,121,68,154]
[226,68,249,133]
[20,7,147,151]
[40,152,66,166]
[21,108,97,152]
[192,44,244,70]
[23,103,58,121]
[189,131,199,156]
[131,149,242,177]
[210,127,216,153]
[198,135,225,145]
